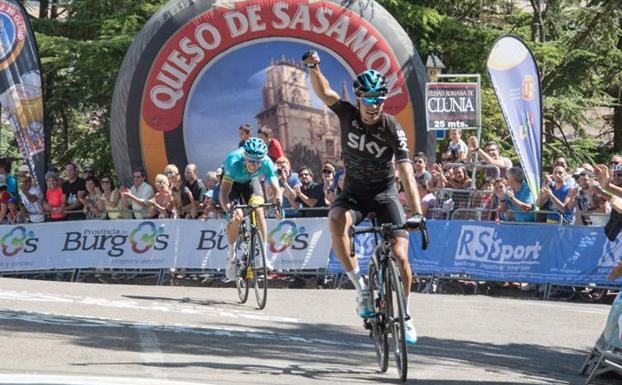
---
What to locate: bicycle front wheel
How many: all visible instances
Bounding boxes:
[251,230,268,309]
[235,233,250,304]
[386,258,408,381]
[368,258,389,372]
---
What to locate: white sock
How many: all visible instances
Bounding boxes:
[405,293,412,318]
[227,241,236,261]
[346,267,367,292]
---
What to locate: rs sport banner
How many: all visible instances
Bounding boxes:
[487,35,542,199]
[0,1,45,189]
[111,0,430,185]
[408,220,620,286]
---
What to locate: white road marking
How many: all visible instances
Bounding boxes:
[0,309,372,349]
[0,289,301,323]
[0,373,210,385]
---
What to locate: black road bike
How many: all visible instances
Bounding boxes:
[350,219,429,382]
[230,202,278,310]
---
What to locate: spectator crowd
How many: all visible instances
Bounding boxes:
[2,125,619,227]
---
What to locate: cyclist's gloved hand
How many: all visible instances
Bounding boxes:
[301,50,320,68]
[406,214,425,229]
[271,198,283,220]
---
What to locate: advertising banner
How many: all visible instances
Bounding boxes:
[173,218,331,271]
[111,0,431,185]
[0,0,45,189]
[425,82,480,130]
[2,218,621,287]
[487,35,542,199]
[408,220,620,286]
[0,218,331,271]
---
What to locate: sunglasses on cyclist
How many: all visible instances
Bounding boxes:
[361,95,386,106]
[244,158,262,165]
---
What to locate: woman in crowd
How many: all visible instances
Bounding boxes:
[80,175,105,220]
[7,197,26,224]
[147,174,176,218]
[446,164,472,190]
[44,171,66,221]
[164,164,184,217]
[97,175,128,219]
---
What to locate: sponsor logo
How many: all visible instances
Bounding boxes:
[62,222,169,257]
[346,132,388,159]
[456,225,542,264]
[0,1,26,70]
[268,220,309,253]
[142,1,407,132]
[0,226,37,256]
[521,74,535,101]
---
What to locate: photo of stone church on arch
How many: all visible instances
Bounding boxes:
[256,55,349,171]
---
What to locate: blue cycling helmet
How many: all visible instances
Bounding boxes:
[242,137,268,161]
[353,69,388,95]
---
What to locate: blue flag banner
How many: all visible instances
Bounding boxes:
[487,35,542,199]
[330,220,621,286]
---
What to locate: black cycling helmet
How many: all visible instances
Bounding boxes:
[353,69,388,95]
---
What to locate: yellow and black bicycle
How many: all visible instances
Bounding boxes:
[229,198,279,310]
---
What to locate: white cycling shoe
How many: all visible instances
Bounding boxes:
[404,319,417,345]
[356,291,375,318]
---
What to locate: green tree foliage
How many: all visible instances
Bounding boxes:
[18,0,622,176]
[29,0,167,174]
[380,0,622,169]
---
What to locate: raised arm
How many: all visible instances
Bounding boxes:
[302,50,340,106]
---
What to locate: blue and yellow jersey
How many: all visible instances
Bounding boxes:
[223,148,278,185]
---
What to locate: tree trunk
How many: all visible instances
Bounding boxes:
[614,97,622,153]
[614,14,622,153]
[39,0,49,19]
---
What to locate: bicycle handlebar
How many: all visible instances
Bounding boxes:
[349,219,429,257]
[229,201,280,213]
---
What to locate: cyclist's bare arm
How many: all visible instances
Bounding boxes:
[267,178,283,219]
[219,179,234,213]
[397,161,423,215]
[303,51,340,107]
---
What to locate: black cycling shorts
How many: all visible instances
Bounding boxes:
[330,183,407,238]
[228,177,263,204]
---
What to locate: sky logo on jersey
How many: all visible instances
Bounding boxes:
[268,220,309,253]
[129,221,165,253]
[346,132,388,158]
[1,226,37,256]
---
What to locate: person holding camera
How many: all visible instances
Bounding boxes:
[302,49,424,345]
[274,156,301,216]
[568,169,609,225]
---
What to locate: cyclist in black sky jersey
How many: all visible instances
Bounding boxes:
[302,50,425,345]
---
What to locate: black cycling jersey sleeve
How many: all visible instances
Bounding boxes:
[390,116,411,163]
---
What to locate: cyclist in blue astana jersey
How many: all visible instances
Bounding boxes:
[219,137,283,281]
[303,50,425,345]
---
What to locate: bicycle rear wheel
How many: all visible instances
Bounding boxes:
[251,230,268,310]
[235,232,250,304]
[368,259,389,372]
[386,258,408,381]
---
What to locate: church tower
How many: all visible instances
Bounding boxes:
[256,57,341,168]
